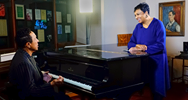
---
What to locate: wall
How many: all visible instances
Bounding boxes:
[101,0,143,44]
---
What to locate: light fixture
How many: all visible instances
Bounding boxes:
[79,0,93,13]
[79,0,93,44]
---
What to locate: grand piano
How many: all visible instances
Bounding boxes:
[39,44,148,100]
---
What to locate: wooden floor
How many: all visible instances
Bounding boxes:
[130,82,188,100]
[70,83,188,100]
[1,73,188,100]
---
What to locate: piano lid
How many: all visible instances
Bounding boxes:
[49,44,148,61]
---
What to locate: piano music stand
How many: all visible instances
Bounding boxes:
[117,34,132,46]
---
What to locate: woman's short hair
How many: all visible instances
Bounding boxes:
[15,28,32,48]
[134,2,150,14]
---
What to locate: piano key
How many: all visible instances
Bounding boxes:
[48,73,92,91]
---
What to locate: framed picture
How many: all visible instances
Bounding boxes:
[15,4,25,19]
[159,1,185,36]
[26,9,32,20]
[0,3,5,17]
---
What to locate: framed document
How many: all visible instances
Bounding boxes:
[26,9,32,20]
[15,4,25,19]
[0,4,5,17]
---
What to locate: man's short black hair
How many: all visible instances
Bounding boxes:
[134,2,150,14]
[169,10,176,15]
[15,28,32,48]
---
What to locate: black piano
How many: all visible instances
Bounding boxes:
[41,44,148,100]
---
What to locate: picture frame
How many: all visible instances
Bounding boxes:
[15,4,25,19]
[0,3,5,17]
[159,1,185,36]
[26,9,32,20]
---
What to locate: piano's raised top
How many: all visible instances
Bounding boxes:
[46,44,148,61]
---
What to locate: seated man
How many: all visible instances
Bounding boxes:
[9,28,70,100]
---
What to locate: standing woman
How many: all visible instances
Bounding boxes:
[128,2,170,100]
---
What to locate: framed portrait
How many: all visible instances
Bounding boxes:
[159,1,185,36]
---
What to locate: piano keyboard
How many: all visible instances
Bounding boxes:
[48,73,92,91]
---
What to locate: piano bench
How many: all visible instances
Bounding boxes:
[3,82,55,100]
[2,82,21,100]
[66,91,78,97]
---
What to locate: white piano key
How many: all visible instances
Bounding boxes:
[48,73,92,91]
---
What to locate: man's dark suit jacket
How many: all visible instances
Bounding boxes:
[9,49,55,99]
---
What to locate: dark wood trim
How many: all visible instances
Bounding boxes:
[53,0,57,50]
[0,0,16,54]
[0,61,11,73]
[57,42,76,48]
[0,48,15,54]
[73,0,77,44]
[11,0,16,49]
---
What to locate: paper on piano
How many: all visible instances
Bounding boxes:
[123,49,129,52]
[43,73,52,83]
[64,44,90,48]
[0,52,15,62]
